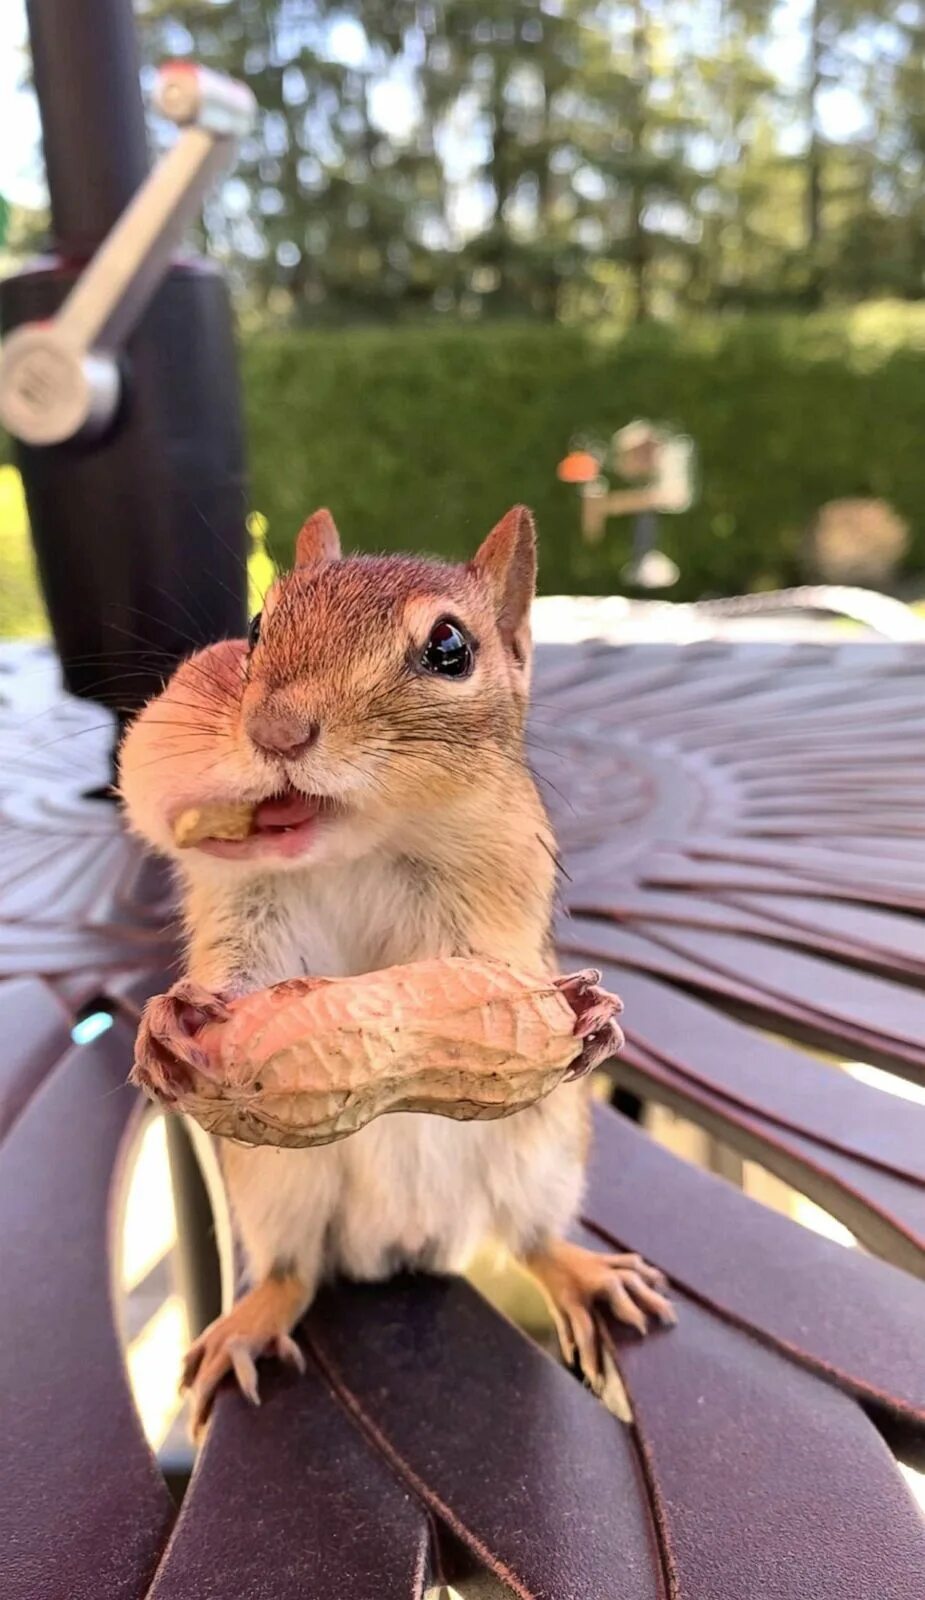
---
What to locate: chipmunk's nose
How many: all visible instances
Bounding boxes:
[246,705,320,760]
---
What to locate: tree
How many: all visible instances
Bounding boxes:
[138,0,444,320]
[890,2,925,295]
[133,0,925,320]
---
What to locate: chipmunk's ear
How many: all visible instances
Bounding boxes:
[296,508,341,567]
[471,505,536,667]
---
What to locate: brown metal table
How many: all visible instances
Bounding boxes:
[1,638,923,1599]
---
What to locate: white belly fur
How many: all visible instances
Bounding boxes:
[215,856,585,1296]
[224,1099,584,1290]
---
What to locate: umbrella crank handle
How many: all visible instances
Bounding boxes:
[0,63,255,447]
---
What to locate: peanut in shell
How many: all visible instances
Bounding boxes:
[132,957,623,1149]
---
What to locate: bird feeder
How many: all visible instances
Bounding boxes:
[558,419,696,588]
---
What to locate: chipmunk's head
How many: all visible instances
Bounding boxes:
[119,506,538,873]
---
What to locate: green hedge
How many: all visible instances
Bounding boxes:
[3,306,923,605]
[242,307,925,598]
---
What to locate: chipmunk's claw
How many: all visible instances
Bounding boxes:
[555,969,624,1077]
[180,1275,307,1439]
[132,979,231,1100]
[526,1240,675,1392]
[276,1334,308,1373]
[223,1332,304,1410]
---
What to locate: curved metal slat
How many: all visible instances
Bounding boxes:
[304,1274,666,1600]
[0,704,173,995]
[633,922,925,1063]
[721,890,925,976]
[0,976,71,1140]
[639,850,925,910]
[583,1104,925,1459]
[609,967,925,1182]
[0,928,165,978]
[149,1355,431,1600]
[583,1249,925,1600]
[576,885,925,980]
[655,835,925,905]
[0,1024,174,1600]
[669,699,925,752]
[0,835,131,922]
[559,919,925,1084]
[614,1039,925,1273]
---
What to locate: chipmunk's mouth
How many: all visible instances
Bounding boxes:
[192,788,341,861]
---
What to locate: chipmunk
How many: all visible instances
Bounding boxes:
[121,505,674,1433]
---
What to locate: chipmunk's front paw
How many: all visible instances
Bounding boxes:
[131,979,231,1100]
[555,969,624,1077]
[181,1274,307,1438]
[525,1239,676,1393]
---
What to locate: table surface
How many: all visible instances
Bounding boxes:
[0,626,923,1599]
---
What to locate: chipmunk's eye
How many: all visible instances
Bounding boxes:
[420,618,474,679]
[247,612,262,650]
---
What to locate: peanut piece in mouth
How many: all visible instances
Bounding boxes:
[173,802,255,847]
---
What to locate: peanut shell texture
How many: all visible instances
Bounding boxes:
[132,958,623,1148]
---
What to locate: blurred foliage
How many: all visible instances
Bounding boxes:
[242,302,925,598]
[246,509,277,611]
[0,466,47,638]
[136,1,925,325]
[0,201,51,278]
[0,466,282,640]
[3,304,923,616]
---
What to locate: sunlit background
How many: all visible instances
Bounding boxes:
[2,1,925,603]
